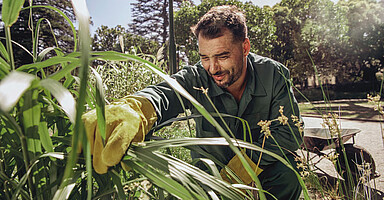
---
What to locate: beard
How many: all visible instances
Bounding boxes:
[209,65,243,89]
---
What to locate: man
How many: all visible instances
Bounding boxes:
[83,5,303,200]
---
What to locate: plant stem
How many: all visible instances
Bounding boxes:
[20,134,35,198]
[5,27,15,70]
[0,149,11,200]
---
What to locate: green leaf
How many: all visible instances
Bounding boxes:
[37,47,58,62]
[22,89,42,157]
[0,71,35,112]
[0,36,34,58]
[17,56,79,72]
[0,41,10,62]
[12,152,65,200]
[124,160,203,200]
[0,56,10,76]
[132,148,244,199]
[110,170,126,200]
[1,0,24,27]
[40,78,76,123]
[52,181,77,200]
[192,158,222,180]
[85,141,92,200]
[91,68,106,141]
[39,121,54,153]
[59,0,91,194]
[24,5,78,51]
[48,60,80,81]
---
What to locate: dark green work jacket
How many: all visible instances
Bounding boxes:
[136,53,303,168]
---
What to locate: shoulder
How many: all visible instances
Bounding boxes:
[248,53,289,76]
[169,62,211,91]
[172,62,209,82]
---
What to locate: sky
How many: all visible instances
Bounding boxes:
[86,0,282,34]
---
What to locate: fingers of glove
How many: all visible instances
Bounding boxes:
[82,109,98,155]
[101,109,142,166]
[220,154,263,185]
[93,127,108,174]
[132,121,145,142]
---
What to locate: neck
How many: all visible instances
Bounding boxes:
[227,70,247,102]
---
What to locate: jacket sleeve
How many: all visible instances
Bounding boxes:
[134,66,201,128]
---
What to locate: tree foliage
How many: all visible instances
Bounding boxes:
[0,0,75,67]
[92,25,160,55]
[129,0,187,44]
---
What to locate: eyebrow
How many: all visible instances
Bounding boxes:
[199,51,230,57]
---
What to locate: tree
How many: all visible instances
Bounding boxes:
[0,0,76,67]
[129,0,186,44]
[129,0,189,73]
[340,0,384,84]
[92,25,160,55]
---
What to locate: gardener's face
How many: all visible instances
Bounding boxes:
[198,29,250,89]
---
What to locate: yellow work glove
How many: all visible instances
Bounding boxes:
[220,152,263,185]
[82,95,157,174]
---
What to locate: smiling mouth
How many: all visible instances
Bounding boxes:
[213,74,224,81]
[212,72,226,81]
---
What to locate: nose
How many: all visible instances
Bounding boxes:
[208,58,220,75]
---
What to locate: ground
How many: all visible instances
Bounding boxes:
[299,99,384,199]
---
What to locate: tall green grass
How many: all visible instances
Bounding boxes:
[0,0,340,199]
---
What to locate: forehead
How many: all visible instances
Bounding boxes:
[198,30,237,55]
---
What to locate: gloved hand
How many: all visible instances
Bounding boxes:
[220,151,263,185]
[82,95,157,174]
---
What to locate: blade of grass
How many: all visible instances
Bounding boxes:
[91,67,106,142]
[22,5,78,51]
[38,122,54,153]
[85,140,92,200]
[0,41,10,63]
[0,56,10,76]
[37,47,58,62]
[33,18,59,62]
[12,152,64,200]
[0,36,34,59]
[1,0,23,70]
[22,89,42,158]
[40,78,76,123]
[17,56,79,72]
[0,71,35,112]
[123,159,204,200]
[110,170,126,199]
[1,0,24,27]
[139,137,309,198]
[55,0,90,199]
[48,60,80,81]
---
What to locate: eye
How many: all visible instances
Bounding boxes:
[201,56,209,61]
[219,56,228,60]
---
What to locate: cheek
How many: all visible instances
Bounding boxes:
[201,61,209,71]
[219,59,233,70]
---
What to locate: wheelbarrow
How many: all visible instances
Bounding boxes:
[301,128,379,181]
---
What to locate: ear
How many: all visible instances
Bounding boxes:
[242,38,251,56]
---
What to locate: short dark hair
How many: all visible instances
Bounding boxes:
[191,5,247,42]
